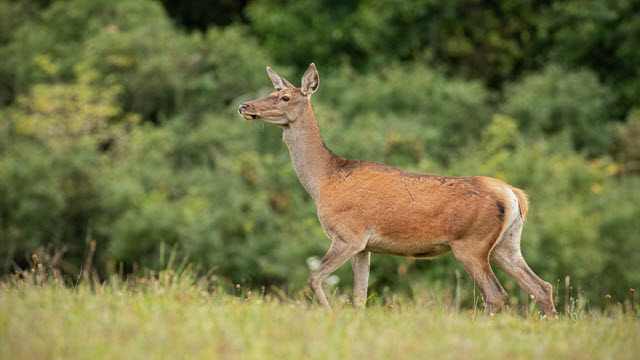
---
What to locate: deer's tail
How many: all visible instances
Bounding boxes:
[508,185,529,222]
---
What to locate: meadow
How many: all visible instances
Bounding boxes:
[1,268,638,360]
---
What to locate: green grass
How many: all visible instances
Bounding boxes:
[1,271,638,360]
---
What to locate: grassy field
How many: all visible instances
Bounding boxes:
[1,271,638,360]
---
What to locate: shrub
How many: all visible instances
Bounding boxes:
[502,65,615,156]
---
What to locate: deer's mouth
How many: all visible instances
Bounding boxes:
[241,113,259,120]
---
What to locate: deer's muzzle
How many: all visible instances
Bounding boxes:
[238,104,259,120]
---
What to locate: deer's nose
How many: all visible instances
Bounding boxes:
[238,104,249,114]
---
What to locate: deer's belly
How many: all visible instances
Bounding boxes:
[364,232,452,259]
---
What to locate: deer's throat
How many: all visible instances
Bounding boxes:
[282,115,334,201]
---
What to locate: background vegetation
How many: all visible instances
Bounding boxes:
[1,0,639,311]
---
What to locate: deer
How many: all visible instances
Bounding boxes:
[238,64,557,317]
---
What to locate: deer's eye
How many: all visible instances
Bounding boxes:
[281,96,290,102]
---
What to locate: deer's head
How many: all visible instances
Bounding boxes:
[238,64,319,127]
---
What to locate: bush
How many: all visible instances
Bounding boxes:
[320,64,492,164]
[502,65,616,156]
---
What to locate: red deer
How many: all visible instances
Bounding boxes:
[238,64,557,317]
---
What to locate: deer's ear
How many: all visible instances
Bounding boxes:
[301,63,319,96]
[266,67,294,91]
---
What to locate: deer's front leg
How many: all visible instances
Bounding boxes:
[308,241,361,311]
[351,250,370,308]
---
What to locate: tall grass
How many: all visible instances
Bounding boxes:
[1,259,638,360]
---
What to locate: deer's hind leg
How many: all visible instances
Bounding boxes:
[490,217,557,317]
[450,239,508,314]
[351,250,370,308]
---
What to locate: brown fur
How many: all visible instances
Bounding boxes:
[238,64,557,317]
[319,161,508,257]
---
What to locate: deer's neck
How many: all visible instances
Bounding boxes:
[282,104,336,201]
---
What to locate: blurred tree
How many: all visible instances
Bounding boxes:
[502,65,615,156]
[247,0,548,86]
[538,0,640,118]
[0,66,117,271]
[246,0,360,70]
[0,0,50,104]
[0,0,174,106]
[320,64,492,164]
[0,0,275,123]
[9,62,131,149]
[614,108,640,175]
[246,0,639,118]
[160,0,249,30]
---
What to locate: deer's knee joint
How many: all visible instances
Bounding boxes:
[308,272,321,289]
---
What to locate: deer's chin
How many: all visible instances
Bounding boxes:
[256,117,290,126]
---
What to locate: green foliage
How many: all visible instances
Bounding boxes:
[540,0,640,116]
[247,0,543,84]
[0,0,638,308]
[9,63,128,147]
[502,65,616,156]
[0,0,273,120]
[246,0,358,69]
[320,64,491,163]
[0,136,102,273]
[178,26,279,116]
[246,0,640,116]
[615,108,640,175]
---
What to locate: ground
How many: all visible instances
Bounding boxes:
[1,272,638,360]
